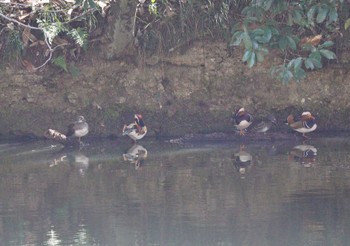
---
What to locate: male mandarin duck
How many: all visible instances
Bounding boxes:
[251,114,277,133]
[288,144,317,167]
[232,107,254,136]
[123,144,148,170]
[122,114,147,142]
[286,111,317,138]
[233,145,253,175]
[66,115,89,144]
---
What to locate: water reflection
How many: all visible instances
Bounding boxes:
[1,138,350,245]
[48,150,90,175]
[233,145,252,175]
[123,144,148,170]
[288,144,317,167]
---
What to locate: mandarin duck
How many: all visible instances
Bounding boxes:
[233,145,252,175]
[232,107,254,136]
[251,114,277,133]
[122,114,147,142]
[66,116,89,144]
[123,144,148,170]
[286,111,317,139]
[288,144,317,167]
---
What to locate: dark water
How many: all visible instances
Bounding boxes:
[1,136,350,246]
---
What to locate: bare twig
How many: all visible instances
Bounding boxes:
[0,7,96,70]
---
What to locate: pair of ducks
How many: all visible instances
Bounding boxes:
[66,114,147,143]
[232,107,317,138]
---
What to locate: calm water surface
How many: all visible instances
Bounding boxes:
[1,136,350,246]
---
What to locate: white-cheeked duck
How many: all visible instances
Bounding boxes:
[232,107,254,136]
[122,114,147,142]
[286,111,317,139]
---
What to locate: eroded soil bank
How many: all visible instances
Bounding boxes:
[0,41,349,139]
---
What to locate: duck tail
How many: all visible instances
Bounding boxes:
[286,114,294,125]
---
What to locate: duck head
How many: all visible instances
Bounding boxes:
[235,107,245,117]
[77,116,86,122]
[134,114,145,127]
[267,114,277,125]
[301,111,315,120]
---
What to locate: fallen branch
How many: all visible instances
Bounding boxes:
[44,128,85,147]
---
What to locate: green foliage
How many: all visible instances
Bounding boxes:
[68,28,89,48]
[345,18,350,30]
[75,0,99,11]
[69,64,80,78]
[1,29,23,64]
[37,19,67,45]
[52,56,68,72]
[134,0,342,83]
[230,0,341,83]
[0,0,103,70]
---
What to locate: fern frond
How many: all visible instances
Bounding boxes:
[37,19,67,44]
[68,28,88,48]
[52,55,68,72]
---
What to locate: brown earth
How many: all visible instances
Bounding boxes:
[0,40,350,139]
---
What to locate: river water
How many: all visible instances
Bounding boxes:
[0,136,350,246]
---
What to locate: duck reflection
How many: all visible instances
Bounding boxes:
[233,145,252,175]
[68,152,89,175]
[49,150,89,175]
[288,144,317,167]
[123,145,148,170]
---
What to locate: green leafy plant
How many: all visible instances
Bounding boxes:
[0,0,106,71]
[52,55,68,72]
[2,29,23,64]
[68,28,89,48]
[230,0,341,83]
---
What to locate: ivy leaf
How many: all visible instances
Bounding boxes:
[242,30,253,49]
[305,58,315,70]
[292,9,303,24]
[256,51,264,62]
[310,57,322,68]
[293,57,303,71]
[328,7,338,23]
[320,49,336,59]
[262,0,273,11]
[88,0,97,9]
[316,5,329,23]
[286,36,296,50]
[247,51,256,68]
[294,68,306,81]
[282,69,293,84]
[278,36,288,50]
[345,18,350,30]
[230,31,244,46]
[307,5,317,23]
[287,13,293,26]
[242,50,251,62]
[319,41,334,48]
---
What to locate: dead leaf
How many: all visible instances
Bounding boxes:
[22,27,31,47]
[22,60,37,73]
[18,12,31,21]
[299,34,322,47]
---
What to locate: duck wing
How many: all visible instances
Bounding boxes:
[122,123,137,135]
[66,123,76,137]
[289,120,303,129]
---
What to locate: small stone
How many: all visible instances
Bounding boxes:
[26,93,35,103]
[67,92,78,104]
[301,98,305,103]
[115,97,126,104]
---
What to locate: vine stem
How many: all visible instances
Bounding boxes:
[0,7,95,71]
